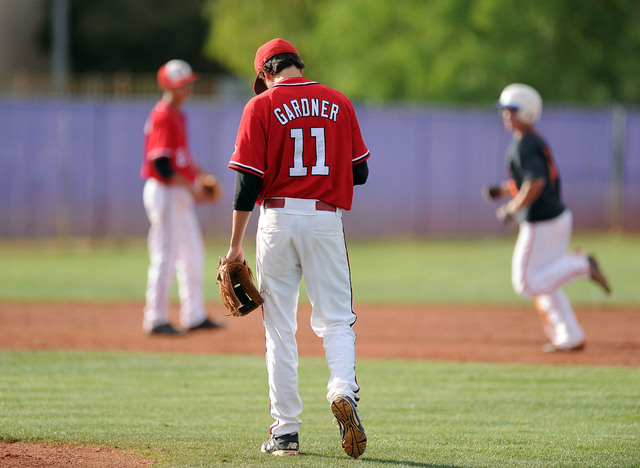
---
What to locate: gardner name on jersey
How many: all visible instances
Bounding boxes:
[273,96,340,125]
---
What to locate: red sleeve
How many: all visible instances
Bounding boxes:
[146,111,176,160]
[350,107,370,165]
[229,99,267,177]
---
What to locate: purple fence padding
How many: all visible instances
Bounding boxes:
[1,99,638,238]
[536,109,613,230]
[351,107,511,236]
[624,112,640,231]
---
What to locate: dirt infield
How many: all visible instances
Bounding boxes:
[1,302,638,366]
[1,301,638,466]
[0,442,154,467]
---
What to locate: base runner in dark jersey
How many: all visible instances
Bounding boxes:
[484,83,611,353]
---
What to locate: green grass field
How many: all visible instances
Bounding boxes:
[1,350,639,467]
[1,233,637,305]
[1,234,638,466]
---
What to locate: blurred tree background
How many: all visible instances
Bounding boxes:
[40,0,224,74]
[203,0,640,104]
[40,0,640,104]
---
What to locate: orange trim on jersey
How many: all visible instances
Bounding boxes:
[507,179,519,198]
[527,129,559,183]
[543,147,558,182]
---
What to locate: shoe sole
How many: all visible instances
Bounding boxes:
[331,396,367,459]
[145,329,185,336]
[260,436,299,456]
[588,256,611,295]
[542,342,585,353]
[261,448,298,456]
[188,324,224,331]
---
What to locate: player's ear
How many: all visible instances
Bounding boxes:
[262,73,274,89]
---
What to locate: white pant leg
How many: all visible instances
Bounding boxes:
[143,180,207,331]
[173,187,207,329]
[512,210,588,348]
[535,290,585,349]
[257,210,304,436]
[296,213,359,404]
[512,210,590,297]
[143,179,176,330]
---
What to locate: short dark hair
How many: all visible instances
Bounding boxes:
[259,53,305,79]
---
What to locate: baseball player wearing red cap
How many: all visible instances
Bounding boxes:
[486,83,611,352]
[224,39,369,458]
[141,59,223,335]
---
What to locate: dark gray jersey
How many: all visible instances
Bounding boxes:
[506,132,565,222]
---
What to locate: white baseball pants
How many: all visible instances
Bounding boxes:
[512,209,590,349]
[142,178,207,331]
[256,198,360,436]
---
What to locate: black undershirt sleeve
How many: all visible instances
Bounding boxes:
[233,171,263,211]
[353,159,369,185]
[153,156,174,180]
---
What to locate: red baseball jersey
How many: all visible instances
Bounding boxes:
[141,101,198,183]
[229,77,370,210]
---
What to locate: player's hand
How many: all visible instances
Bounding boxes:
[225,246,245,264]
[496,204,515,224]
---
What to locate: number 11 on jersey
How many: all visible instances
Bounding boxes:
[289,127,329,177]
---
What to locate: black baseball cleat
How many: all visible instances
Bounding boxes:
[587,255,611,295]
[261,433,299,456]
[146,323,184,335]
[331,394,366,459]
[187,317,224,331]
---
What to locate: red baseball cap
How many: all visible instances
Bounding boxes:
[157,60,199,90]
[253,38,299,95]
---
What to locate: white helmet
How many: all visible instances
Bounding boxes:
[498,83,543,125]
[157,59,199,90]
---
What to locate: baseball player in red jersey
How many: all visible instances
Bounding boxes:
[141,59,223,335]
[223,39,369,458]
[486,83,611,352]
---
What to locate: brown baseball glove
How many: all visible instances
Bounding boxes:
[199,173,223,203]
[216,257,264,316]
